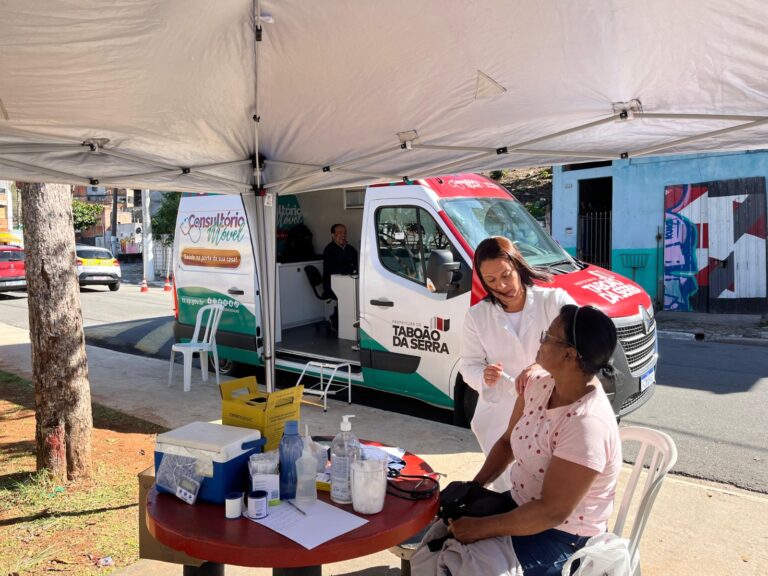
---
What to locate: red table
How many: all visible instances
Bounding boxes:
[146,442,439,576]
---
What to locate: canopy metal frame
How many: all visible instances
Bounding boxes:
[2,110,766,196]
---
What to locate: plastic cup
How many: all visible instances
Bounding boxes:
[350,459,387,515]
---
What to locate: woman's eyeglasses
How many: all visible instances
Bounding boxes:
[539,330,572,347]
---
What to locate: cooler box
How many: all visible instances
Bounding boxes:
[154,421,265,504]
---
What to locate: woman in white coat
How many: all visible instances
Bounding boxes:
[460,236,574,491]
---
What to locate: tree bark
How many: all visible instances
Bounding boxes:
[20,182,93,481]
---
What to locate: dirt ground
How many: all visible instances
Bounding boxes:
[0,373,164,575]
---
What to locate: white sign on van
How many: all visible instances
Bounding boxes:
[391,319,451,354]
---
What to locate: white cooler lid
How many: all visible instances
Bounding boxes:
[156,422,262,461]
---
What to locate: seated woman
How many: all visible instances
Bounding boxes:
[412,305,621,576]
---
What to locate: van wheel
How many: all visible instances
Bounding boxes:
[109,282,120,292]
[453,376,478,428]
[213,357,240,376]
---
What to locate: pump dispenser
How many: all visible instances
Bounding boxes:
[295,425,317,505]
[330,415,361,504]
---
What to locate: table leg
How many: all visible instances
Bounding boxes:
[183,562,225,576]
[273,566,321,576]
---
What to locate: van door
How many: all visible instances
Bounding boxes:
[174,194,262,366]
[359,197,470,408]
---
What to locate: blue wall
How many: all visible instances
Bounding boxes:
[552,150,768,302]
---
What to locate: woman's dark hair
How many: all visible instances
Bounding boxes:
[473,236,552,307]
[559,304,618,379]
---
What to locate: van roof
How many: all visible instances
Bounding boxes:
[370,173,512,200]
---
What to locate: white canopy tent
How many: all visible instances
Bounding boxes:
[2,0,767,389]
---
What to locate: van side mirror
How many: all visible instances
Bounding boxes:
[426,250,461,293]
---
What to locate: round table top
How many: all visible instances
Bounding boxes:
[146,441,439,568]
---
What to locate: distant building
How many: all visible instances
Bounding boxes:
[71,186,136,248]
[552,150,768,314]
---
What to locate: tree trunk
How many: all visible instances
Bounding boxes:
[20,182,93,481]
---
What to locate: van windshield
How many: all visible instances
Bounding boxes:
[440,197,571,267]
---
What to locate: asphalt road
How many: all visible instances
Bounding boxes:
[1,288,766,493]
[625,339,768,493]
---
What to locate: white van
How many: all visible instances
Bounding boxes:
[173,173,657,424]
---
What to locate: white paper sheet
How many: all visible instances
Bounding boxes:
[249,500,368,549]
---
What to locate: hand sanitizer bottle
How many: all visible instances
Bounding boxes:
[330,415,361,504]
[295,425,317,506]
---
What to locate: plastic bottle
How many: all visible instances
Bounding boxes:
[278,420,303,500]
[330,414,361,504]
[295,425,317,506]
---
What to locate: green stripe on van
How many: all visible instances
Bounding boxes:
[177,287,256,334]
[359,329,453,409]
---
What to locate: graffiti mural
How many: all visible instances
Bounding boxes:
[663,177,767,312]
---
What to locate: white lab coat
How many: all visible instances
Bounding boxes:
[460,285,575,491]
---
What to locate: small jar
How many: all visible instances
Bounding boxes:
[247,490,269,519]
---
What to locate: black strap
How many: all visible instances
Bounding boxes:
[386,474,439,500]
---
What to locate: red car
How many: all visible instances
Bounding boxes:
[0,246,26,292]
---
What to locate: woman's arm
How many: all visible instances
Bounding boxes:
[451,457,600,543]
[472,393,525,486]
[459,311,490,392]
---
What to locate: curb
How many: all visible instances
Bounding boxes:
[657,329,768,347]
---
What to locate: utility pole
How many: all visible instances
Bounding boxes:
[111,187,118,255]
[141,190,155,281]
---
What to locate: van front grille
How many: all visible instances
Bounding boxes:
[616,319,657,376]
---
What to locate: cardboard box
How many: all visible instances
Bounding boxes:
[220,377,303,451]
[138,466,204,566]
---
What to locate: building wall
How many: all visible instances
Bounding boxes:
[552,150,768,311]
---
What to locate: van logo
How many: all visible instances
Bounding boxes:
[446,178,483,190]
[180,211,246,245]
[391,320,450,354]
[639,305,653,335]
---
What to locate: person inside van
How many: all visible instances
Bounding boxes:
[412,305,622,576]
[460,236,575,491]
[323,223,359,331]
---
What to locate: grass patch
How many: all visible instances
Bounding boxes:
[0,369,166,575]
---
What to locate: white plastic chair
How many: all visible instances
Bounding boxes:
[168,304,225,391]
[612,425,678,576]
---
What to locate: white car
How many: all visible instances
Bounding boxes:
[75,245,122,291]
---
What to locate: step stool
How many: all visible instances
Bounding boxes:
[295,361,352,412]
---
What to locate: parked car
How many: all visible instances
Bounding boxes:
[0,246,26,292]
[75,245,121,291]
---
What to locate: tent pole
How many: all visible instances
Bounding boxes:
[253,0,262,189]
[631,118,768,157]
[243,190,277,393]
[0,143,83,154]
[249,0,277,392]
[0,156,90,185]
[637,112,767,122]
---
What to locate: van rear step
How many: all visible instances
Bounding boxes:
[275,348,363,371]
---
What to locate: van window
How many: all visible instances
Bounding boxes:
[440,197,569,266]
[376,206,451,285]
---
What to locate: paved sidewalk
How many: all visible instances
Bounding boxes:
[0,321,766,575]
[655,310,768,346]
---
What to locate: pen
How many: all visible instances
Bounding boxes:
[287,500,307,516]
